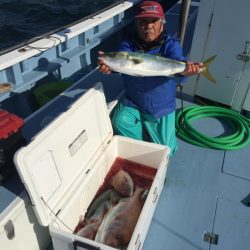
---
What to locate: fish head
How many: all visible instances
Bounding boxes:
[102,51,128,58]
[98,52,128,64]
[110,170,134,197]
[99,52,143,68]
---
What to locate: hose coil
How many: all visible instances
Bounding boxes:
[176,106,250,150]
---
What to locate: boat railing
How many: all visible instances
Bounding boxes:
[0,0,140,104]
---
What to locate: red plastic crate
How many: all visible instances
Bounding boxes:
[0,110,24,140]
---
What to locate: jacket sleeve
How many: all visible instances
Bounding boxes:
[163,38,186,61]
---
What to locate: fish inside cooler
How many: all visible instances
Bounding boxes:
[73,157,157,249]
[49,134,168,250]
[14,84,168,250]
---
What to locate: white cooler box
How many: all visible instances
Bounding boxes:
[14,82,170,250]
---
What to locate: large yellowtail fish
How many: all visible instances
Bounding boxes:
[99,52,216,83]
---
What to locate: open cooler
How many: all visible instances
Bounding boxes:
[14,82,170,250]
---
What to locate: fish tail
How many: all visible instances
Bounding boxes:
[201,55,217,83]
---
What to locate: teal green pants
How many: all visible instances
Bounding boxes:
[111,102,177,156]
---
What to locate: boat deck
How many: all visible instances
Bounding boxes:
[1,1,250,249]
[2,73,250,249]
[143,98,250,250]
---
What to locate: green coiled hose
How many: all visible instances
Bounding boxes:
[175,105,250,150]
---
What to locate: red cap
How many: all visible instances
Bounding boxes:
[135,1,164,19]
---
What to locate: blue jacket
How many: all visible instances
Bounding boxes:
[119,34,187,118]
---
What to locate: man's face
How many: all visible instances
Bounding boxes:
[135,17,164,43]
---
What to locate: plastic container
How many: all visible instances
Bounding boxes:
[0,110,25,183]
[0,110,24,148]
[33,80,70,107]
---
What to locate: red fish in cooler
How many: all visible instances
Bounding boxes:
[109,170,134,197]
[95,187,146,248]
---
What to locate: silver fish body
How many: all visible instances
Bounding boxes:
[94,202,123,244]
[99,51,186,77]
[85,188,120,219]
[99,52,217,83]
[75,189,120,239]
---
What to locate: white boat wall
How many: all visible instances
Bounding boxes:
[184,0,250,113]
[0,0,142,118]
[1,0,250,250]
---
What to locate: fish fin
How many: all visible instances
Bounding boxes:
[201,55,217,83]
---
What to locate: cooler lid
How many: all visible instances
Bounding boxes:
[14,82,113,226]
[0,110,24,139]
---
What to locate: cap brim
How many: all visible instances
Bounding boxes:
[135,13,164,19]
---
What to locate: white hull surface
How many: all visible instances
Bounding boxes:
[0,192,50,250]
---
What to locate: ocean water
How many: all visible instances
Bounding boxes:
[0,0,176,54]
[0,0,123,53]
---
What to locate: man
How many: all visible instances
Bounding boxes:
[98,1,202,156]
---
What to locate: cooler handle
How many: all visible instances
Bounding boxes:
[73,240,101,250]
[152,187,158,203]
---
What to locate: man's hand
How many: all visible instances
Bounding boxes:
[98,51,112,74]
[180,61,203,76]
